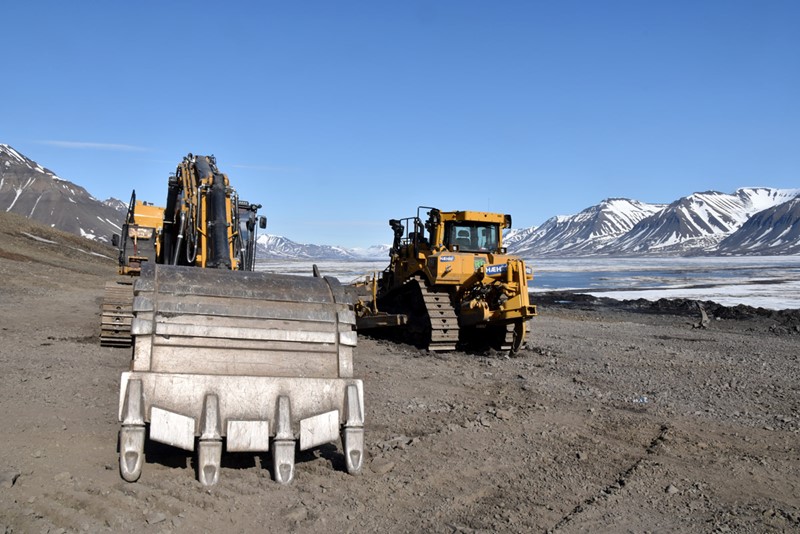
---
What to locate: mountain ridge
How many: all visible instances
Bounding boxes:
[599,188,800,255]
[1,144,126,243]
[256,234,390,260]
[506,198,665,257]
[716,197,800,255]
[2,144,798,258]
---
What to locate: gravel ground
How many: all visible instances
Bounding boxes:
[1,212,798,533]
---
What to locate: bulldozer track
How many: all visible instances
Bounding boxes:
[496,322,516,352]
[411,277,459,351]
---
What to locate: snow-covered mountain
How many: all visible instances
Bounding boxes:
[103,197,128,212]
[507,198,664,256]
[4,145,798,257]
[504,187,800,257]
[716,197,800,255]
[0,144,126,243]
[256,234,390,260]
[503,225,538,249]
[604,188,800,255]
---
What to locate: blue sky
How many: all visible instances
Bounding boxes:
[3,1,798,248]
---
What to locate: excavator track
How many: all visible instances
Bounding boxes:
[411,277,459,351]
[100,281,135,347]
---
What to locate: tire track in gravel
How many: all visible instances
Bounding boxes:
[549,424,671,532]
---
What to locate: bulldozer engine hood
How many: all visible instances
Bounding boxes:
[485,262,533,278]
[425,251,524,282]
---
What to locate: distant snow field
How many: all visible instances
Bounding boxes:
[257,256,800,310]
[584,281,800,310]
[256,259,387,285]
[530,256,800,310]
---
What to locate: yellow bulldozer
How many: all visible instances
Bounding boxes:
[355,206,536,353]
[105,154,364,486]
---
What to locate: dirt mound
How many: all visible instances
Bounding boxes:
[0,211,115,269]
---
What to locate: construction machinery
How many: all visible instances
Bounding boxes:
[112,154,364,486]
[355,206,536,353]
[100,184,263,346]
[99,192,166,347]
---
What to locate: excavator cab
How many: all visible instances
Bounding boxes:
[113,190,165,275]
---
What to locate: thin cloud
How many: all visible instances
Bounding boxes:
[38,140,149,152]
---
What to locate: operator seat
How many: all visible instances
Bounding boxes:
[455,230,471,249]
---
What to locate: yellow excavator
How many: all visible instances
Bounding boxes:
[100,193,166,347]
[100,168,264,347]
[355,206,536,353]
[108,154,364,486]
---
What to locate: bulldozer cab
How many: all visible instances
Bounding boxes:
[426,208,511,254]
[387,207,513,260]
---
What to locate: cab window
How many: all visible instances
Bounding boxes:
[444,222,499,252]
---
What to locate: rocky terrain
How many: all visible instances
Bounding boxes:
[0,211,798,533]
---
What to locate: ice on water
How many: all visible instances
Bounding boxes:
[256,256,800,310]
